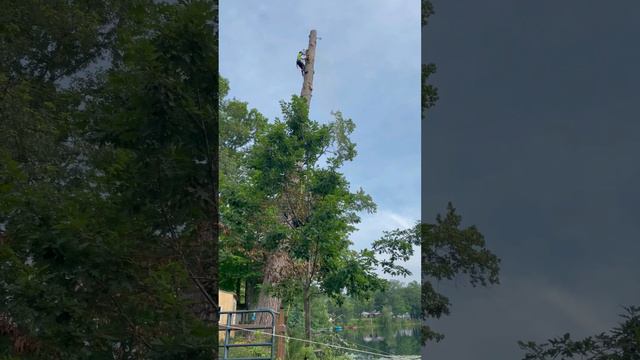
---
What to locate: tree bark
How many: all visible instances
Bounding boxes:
[303,286,312,340]
[301,29,318,342]
[245,277,258,309]
[256,250,292,324]
[181,220,218,325]
[300,30,317,105]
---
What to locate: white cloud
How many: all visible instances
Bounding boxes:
[351,209,416,248]
[387,212,414,229]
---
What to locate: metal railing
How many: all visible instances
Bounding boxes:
[219,309,277,360]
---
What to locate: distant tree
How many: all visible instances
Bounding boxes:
[519,306,640,360]
[403,281,422,319]
[386,280,411,315]
[325,281,421,323]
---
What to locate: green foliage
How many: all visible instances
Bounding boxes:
[322,284,422,357]
[422,0,439,117]
[421,204,500,343]
[419,3,499,345]
[372,203,500,344]
[326,281,421,323]
[318,249,385,305]
[218,78,274,293]
[422,63,439,113]
[422,0,435,27]
[293,346,318,360]
[519,306,640,360]
[1,1,218,358]
[219,87,385,311]
[422,204,500,286]
[372,227,419,277]
[0,0,121,82]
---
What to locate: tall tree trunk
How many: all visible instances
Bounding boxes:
[245,278,258,309]
[257,29,318,325]
[256,250,292,324]
[235,279,241,305]
[303,286,312,340]
[300,30,317,105]
[300,29,317,342]
[184,220,218,322]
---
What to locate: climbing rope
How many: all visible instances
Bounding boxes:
[222,324,395,358]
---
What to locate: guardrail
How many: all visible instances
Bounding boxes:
[218,308,286,360]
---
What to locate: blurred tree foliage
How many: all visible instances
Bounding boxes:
[418,1,501,345]
[327,280,422,322]
[519,306,640,360]
[422,0,439,117]
[0,1,219,358]
[372,204,500,344]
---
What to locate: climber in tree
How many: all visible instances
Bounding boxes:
[296,50,306,76]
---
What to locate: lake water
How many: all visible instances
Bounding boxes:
[334,322,421,359]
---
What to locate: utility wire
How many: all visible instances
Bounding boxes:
[221,324,395,358]
[330,333,393,357]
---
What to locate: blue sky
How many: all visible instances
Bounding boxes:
[220,0,421,282]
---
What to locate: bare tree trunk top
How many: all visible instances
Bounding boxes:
[300,30,317,106]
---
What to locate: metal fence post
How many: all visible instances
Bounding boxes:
[224,311,232,359]
[218,309,278,360]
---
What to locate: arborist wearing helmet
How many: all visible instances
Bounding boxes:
[296,50,306,76]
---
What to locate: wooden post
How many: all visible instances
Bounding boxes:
[275,306,287,359]
[300,30,317,105]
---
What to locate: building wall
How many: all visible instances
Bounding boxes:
[219,290,237,342]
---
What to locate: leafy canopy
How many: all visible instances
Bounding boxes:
[519,306,640,360]
[1,1,219,358]
[373,203,500,343]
